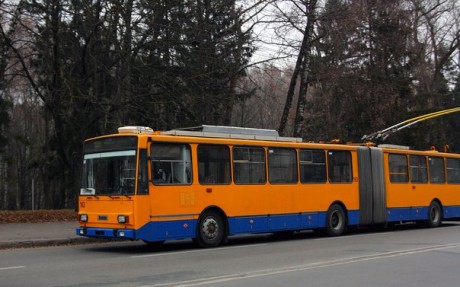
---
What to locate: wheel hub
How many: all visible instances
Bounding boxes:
[331,212,342,230]
[202,217,219,239]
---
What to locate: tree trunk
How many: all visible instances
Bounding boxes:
[293,0,317,138]
[278,0,317,136]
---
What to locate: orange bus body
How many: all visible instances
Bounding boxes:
[76,127,460,247]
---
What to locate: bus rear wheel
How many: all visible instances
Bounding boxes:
[326,204,346,236]
[196,210,225,248]
[427,201,442,228]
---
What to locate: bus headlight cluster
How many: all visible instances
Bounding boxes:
[79,214,88,222]
[118,215,129,224]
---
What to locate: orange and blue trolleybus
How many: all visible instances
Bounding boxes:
[76,125,460,247]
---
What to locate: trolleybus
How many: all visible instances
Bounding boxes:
[76,125,460,247]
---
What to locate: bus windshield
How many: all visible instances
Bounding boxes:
[81,150,137,196]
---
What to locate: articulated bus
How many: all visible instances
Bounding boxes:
[76,125,460,247]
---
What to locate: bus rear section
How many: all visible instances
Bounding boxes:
[383,147,460,225]
[354,146,460,227]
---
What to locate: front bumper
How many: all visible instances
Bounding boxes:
[76,227,135,239]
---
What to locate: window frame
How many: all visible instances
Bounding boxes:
[198,144,232,185]
[409,155,428,183]
[327,150,353,183]
[268,147,298,184]
[233,146,266,185]
[389,153,409,183]
[300,149,327,184]
[137,149,149,194]
[428,156,445,184]
[446,157,460,184]
[151,142,192,186]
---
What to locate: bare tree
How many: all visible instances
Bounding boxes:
[233,64,291,129]
[410,0,460,102]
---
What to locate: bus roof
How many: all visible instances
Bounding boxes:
[160,125,303,143]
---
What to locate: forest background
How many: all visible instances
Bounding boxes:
[1,0,460,211]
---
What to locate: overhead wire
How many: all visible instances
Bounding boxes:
[362,107,460,142]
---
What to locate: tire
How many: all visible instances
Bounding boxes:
[326,204,347,236]
[196,210,225,248]
[427,201,442,228]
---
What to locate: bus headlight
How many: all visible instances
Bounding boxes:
[118,215,129,224]
[79,214,88,222]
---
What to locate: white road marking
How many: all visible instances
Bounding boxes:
[145,242,460,287]
[314,231,394,240]
[131,243,267,258]
[0,266,25,271]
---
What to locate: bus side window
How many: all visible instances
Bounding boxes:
[198,145,231,185]
[328,150,352,183]
[300,149,326,183]
[389,154,408,183]
[268,148,297,184]
[410,155,428,183]
[446,158,460,184]
[233,146,266,184]
[429,157,445,184]
[151,143,192,185]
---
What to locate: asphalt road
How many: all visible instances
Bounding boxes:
[1,223,460,287]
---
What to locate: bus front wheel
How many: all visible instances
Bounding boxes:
[196,210,225,248]
[326,204,346,236]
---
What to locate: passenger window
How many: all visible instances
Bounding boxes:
[233,146,266,184]
[198,145,231,184]
[389,154,408,183]
[446,158,460,184]
[151,143,192,185]
[429,157,445,184]
[300,149,326,183]
[328,150,352,183]
[268,148,298,184]
[410,155,428,183]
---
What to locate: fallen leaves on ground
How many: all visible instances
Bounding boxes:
[0,209,77,224]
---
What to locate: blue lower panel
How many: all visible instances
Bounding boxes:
[77,210,361,242]
[136,220,196,242]
[76,220,196,242]
[443,206,460,219]
[348,210,360,226]
[387,206,460,222]
[227,210,360,235]
[228,213,322,235]
[387,207,428,222]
